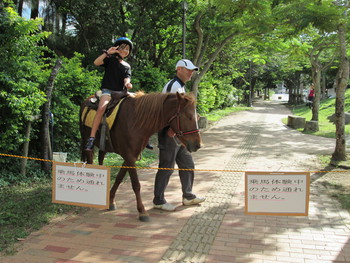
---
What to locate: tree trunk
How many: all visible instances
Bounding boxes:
[41,59,62,172]
[193,13,204,65]
[21,120,32,176]
[310,63,321,121]
[17,0,24,17]
[332,23,348,161]
[321,72,327,99]
[295,72,301,104]
[30,0,39,19]
[299,75,305,103]
[55,10,60,34]
[286,78,294,105]
[190,13,236,97]
[61,13,67,36]
[21,115,40,175]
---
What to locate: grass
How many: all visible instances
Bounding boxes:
[286,89,350,212]
[317,155,350,211]
[285,90,350,138]
[0,180,90,255]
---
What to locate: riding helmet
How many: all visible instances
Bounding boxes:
[114,37,133,52]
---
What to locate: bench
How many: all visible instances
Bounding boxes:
[304,120,319,132]
[287,116,306,129]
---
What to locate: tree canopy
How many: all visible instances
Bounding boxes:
[1,0,349,178]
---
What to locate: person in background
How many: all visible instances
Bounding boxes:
[153,59,206,211]
[308,84,315,102]
[306,84,315,109]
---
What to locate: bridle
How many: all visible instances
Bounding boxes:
[168,102,200,137]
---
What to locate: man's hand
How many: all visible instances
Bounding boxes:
[167,128,176,137]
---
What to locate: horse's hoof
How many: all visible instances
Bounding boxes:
[109,203,116,211]
[139,214,150,222]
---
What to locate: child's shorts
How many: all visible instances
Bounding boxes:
[101,89,112,96]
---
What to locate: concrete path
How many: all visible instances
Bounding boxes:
[1,100,349,263]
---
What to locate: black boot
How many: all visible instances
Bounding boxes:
[146,143,153,150]
[85,137,95,151]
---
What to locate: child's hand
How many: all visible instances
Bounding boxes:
[107,46,119,55]
[125,83,132,89]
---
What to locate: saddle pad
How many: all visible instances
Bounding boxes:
[82,98,125,130]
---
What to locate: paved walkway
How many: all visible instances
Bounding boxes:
[1,101,350,263]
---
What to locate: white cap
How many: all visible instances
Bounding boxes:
[176,59,199,71]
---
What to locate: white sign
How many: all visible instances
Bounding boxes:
[245,172,310,216]
[52,162,110,209]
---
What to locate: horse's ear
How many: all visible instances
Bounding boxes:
[176,92,184,100]
[176,92,187,106]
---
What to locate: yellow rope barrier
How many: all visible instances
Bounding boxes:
[0,152,349,173]
[0,153,53,163]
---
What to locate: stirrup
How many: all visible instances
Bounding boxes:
[85,137,95,151]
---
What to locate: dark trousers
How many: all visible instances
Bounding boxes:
[153,130,196,205]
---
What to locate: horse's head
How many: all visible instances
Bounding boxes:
[168,92,202,152]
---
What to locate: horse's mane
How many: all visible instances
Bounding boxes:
[132,91,195,131]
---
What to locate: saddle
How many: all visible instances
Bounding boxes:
[86,89,129,113]
[81,90,129,151]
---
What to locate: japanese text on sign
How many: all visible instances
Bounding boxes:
[52,162,110,209]
[245,172,310,216]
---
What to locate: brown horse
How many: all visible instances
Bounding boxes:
[80,92,201,221]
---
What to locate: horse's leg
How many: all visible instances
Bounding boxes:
[98,150,106,165]
[86,150,94,164]
[128,166,149,222]
[81,140,86,162]
[109,167,128,211]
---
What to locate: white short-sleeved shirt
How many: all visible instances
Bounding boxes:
[162,76,186,93]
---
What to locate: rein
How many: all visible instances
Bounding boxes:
[168,102,199,137]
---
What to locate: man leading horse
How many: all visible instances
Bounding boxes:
[153,59,206,212]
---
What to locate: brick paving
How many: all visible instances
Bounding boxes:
[1,100,349,263]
